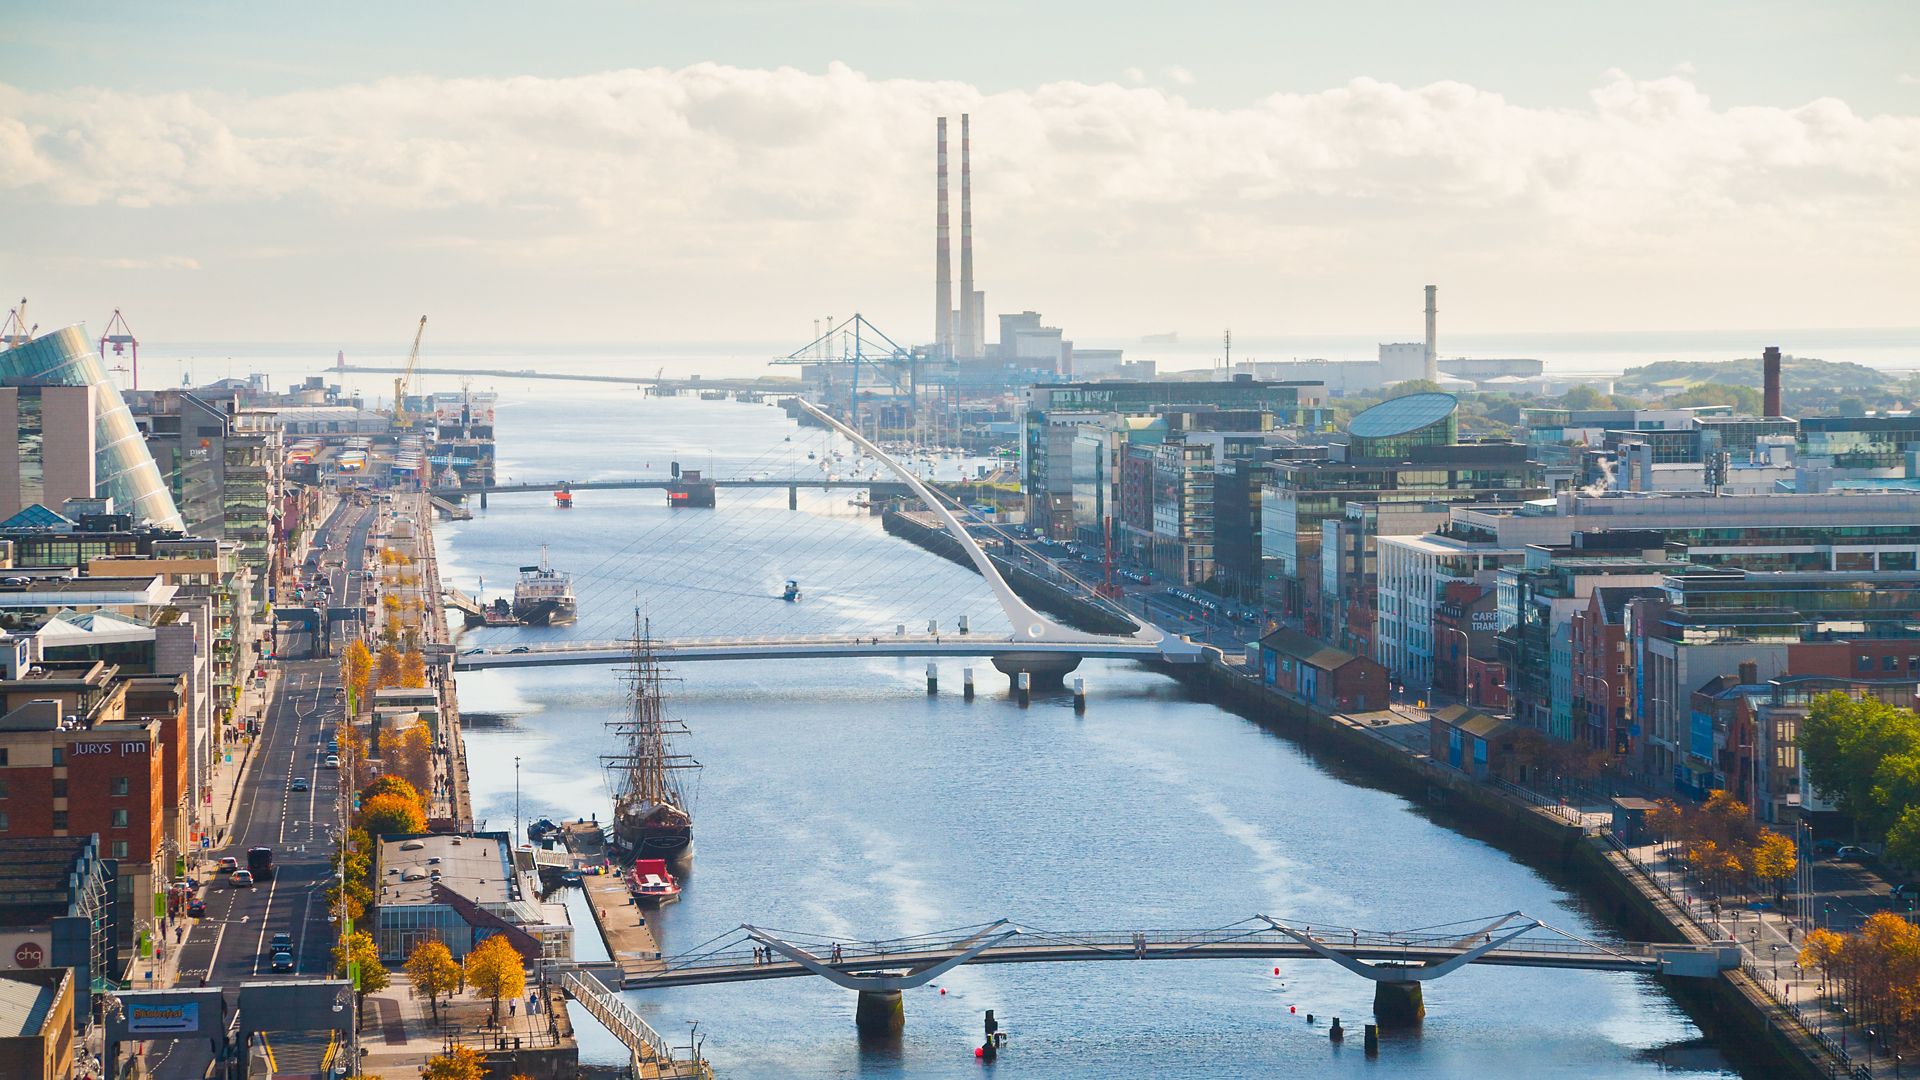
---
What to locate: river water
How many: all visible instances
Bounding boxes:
[441,392,1753,1078]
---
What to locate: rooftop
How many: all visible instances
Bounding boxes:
[0,973,63,1037]
[378,832,515,907]
[1347,393,1458,439]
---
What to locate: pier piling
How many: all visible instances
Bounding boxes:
[788,484,798,510]
[926,663,938,695]
[855,990,905,1035]
[1073,677,1086,713]
[1364,1024,1379,1055]
[963,668,975,701]
[1017,671,1031,707]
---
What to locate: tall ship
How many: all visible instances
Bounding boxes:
[511,545,576,625]
[605,622,699,875]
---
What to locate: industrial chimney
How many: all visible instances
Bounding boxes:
[1763,345,1782,417]
[1424,285,1438,383]
[958,114,976,361]
[935,117,953,356]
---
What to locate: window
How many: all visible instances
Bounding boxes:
[50,779,66,798]
[50,748,62,766]
[0,813,7,831]
[51,811,67,831]
[0,749,8,766]
[111,841,128,859]
[111,809,129,828]
[1859,655,1873,672]
[0,779,7,799]
[1886,655,1900,672]
[111,777,129,797]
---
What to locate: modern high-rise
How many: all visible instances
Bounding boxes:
[0,326,182,529]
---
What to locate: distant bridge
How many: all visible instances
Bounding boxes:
[338,361,778,392]
[452,633,1196,671]
[450,397,1174,680]
[432,477,914,497]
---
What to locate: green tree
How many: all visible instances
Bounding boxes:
[333,929,389,1019]
[404,939,462,1022]
[1665,382,1764,415]
[1800,693,1920,833]
[358,792,427,838]
[462,934,527,1027]
[1560,385,1608,410]
[1383,378,1447,400]
[1886,806,1920,869]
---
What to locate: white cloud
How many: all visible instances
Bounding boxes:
[100,256,201,270]
[0,64,1914,337]
[1122,67,1146,85]
[1899,73,1920,86]
[1163,65,1196,86]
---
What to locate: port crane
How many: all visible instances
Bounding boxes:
[99,309,139,389]
[393,315,426,428]
[0,297,34,349]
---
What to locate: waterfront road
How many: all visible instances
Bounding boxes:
[146,500,370,1080]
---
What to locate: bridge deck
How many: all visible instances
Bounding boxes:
[453,635,1188,670]
[623,926,1728,990]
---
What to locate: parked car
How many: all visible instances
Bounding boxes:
[231,869,255,887]
[1836,845,1873,861]
[188,898,207,918]
[218,856,240,873]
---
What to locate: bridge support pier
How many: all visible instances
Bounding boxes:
[480,490,488,510]
[789,484,798,510]
[854,990,905,1035]
[992,653,1081,689]
[1372,980,1424,1027]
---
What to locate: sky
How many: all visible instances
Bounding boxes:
[1,1,1916,351]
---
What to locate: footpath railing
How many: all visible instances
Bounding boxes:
[560,969,705,1075]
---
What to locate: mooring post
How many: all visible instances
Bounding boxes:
[1017,671,1031,707]
[926,663,938,695]
[963,668,975,701]
[1364,1023,1379,1055]
[1073,677,1086,714]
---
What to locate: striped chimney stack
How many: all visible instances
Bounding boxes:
[935,117,953,356]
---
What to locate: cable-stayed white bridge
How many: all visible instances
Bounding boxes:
[449,398,1203,680]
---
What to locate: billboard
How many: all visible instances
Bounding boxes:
[0,931,52,970]
[127,1001,199,1033]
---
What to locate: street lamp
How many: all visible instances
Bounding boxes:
[514,756,522,848]
[1440,624,1472,706]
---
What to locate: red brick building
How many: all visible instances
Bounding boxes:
[1570,587,1664,755]
[1433,582,1508,709]
[1258,628,1388,713]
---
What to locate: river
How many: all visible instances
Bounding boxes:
[439,391,1753,1078]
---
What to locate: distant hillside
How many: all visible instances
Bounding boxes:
[1617,355,1890,395]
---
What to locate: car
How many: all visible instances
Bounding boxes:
[1836,845,1873,861]
[188,898,207,918]
[231,869,255,887]
[290,777,309,792]
[1891,884,1917,900]
[270,932,293,951]
[508,645,531,654]
[270,951,295,973]
[461,647,484,656]
[324,755,340,769]
[219,856,240,873]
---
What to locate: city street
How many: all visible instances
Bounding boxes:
[143,500,373,1080]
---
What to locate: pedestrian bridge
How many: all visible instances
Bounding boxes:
[621,913,1739,993]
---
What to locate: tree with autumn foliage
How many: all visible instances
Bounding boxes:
[374,644,404,691]
[405,938,462,1022]
[420,1045,484,1080]
[400,650,429,689]
[462,934,527,1027]
[1800,915,1920,1053]
[359,791,426,838]
[1750,829,1798,900]
[339,639,373,710]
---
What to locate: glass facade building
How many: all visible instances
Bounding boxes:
[0,326,183,529]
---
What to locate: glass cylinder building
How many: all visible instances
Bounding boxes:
[0,325,184,529]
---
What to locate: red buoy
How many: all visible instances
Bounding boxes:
[940,988,948,995]
[1273,967,1280,975]
[975,1046,985,1059]
[1290,1005,1297,1014]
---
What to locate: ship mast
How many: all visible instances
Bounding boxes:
[603,613,700,811]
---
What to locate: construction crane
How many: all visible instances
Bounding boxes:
[393,315,426,429]
[99,309,139,389]
[0,297,34,350]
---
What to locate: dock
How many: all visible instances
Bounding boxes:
[561,821,668,982]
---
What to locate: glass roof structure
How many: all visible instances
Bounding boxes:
[1347,392,1459,459]
[0,325,184,529]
